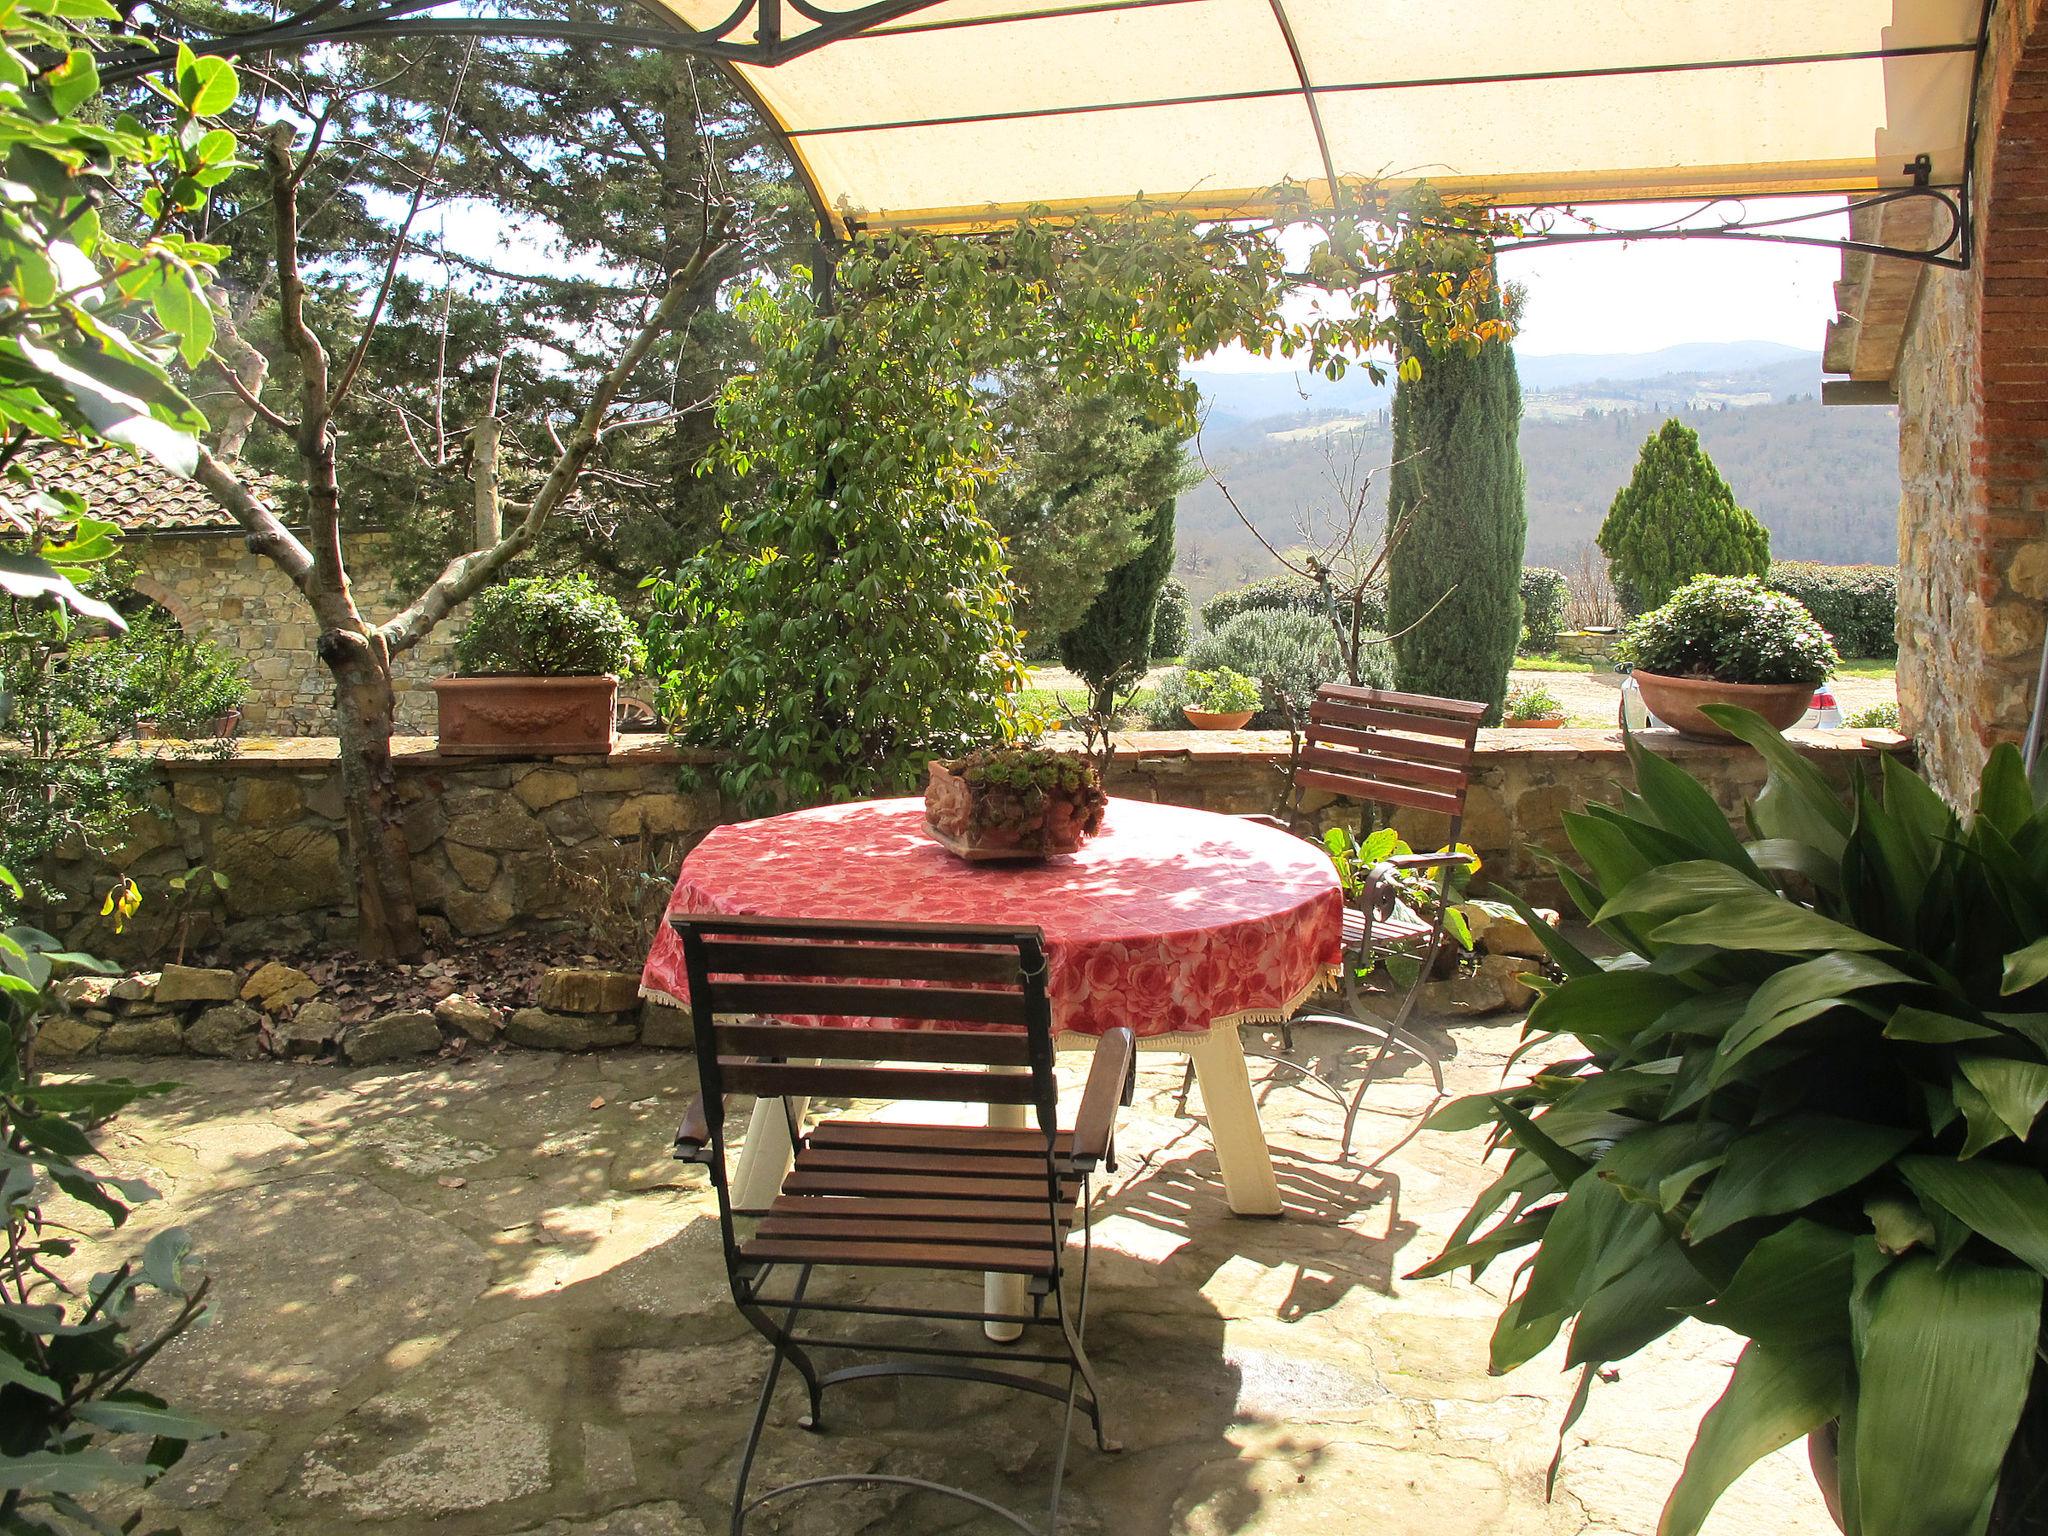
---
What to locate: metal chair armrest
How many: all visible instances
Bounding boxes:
[673,1094,714,1164]
[1385,850,1478,870]
[1070,1027,1136,1172]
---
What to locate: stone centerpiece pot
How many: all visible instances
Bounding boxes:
[435,574,641,757]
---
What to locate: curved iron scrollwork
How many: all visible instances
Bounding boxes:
[102,0,949,83]
[1475,183,1969,270]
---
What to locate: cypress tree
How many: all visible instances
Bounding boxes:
[1597,419,1771,612]
[1058,495,1175,715]
[1385,283,1527,725]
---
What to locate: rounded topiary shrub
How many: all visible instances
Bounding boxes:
[1149,607,1388,729]
[1200,575,1345,633]
[1520,566,1570,651]
[1151,576,1190,659]
[1764,561,1898,659]
[454,574,642,678]
[1618,574,1839,687]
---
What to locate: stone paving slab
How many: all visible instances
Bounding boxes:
[55,1018,1835,1536]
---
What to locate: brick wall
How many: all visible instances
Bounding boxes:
[1896,0,2048,801]
[127,531,457,737]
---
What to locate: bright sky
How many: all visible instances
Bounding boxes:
[1195,198,1848,369]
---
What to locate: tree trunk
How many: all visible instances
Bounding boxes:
[323,627,422,961]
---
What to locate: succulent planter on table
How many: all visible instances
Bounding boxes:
[436,575,641,758]
[924,748,1108,859]
[1615,575,1838,744]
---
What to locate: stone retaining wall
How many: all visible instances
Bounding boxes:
[39,728,1909,963]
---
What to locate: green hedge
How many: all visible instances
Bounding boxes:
[1198,575,1323,632]
[1520,567,1569,651]
[1763,562,1898,659]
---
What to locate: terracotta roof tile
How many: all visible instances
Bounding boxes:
[0,442,289,534]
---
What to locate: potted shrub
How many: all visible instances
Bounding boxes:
[434,575,641,756]
[103,618,248,739]
[1182,666,1260,730]
[1502,682,1565,729]
[1417,707,2048,1536]
[1618,574,1838,740]
[924,747,1107,859]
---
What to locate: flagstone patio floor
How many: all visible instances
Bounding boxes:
[63,1012,1836,1535]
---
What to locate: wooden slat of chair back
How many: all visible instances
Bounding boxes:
[674,913,1056,1115]
[1301,684,1483,818]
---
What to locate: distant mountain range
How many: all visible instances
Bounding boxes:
[1176,343,1897,612]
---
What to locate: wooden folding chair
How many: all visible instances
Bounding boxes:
[670,913,1135,1536]
[1224,683,1484,1155]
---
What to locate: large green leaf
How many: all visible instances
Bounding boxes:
[1958,1056,2048,1141]
[1626,733,1761,874]
[2001,938,2048,998]
[1701,1218,1857,1347]
[1654,895,1898,955]
[1851,1253,2042,1536]
[1713,953,1913,1081]
[73,1394,215,1441]
[1899,1157,2048,1275]
[1686,1117,1916,1242]
[1525,969,1697,1047]
[1566,1235,1714,1367]
[1658,1340,1846,1536]
[1884,1006,1998,1044]
[1595,860,1773,928]
[1698,704,1853,853]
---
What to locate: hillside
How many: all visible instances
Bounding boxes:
[1177,350,1899,608]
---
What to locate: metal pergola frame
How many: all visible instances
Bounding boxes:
[101,0,1990,270]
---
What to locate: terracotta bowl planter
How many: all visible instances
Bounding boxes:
[1183,707,1256,730]
[1630,669,1813,742]
[136,709,242,741]
[1509,717,1566,730]
[432,674,618,756]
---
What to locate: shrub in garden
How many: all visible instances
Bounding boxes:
[1058,496,1175,714]
[1765,561,1899,659]
[1149,607,1381,729]
[1387,282,1526,723]
[1519,566,1570,651]
[1200,574,1343,632]
[1850,702,1902,731]
[1151,576,1190,659]
[1618,574,1839,686]
[1183,667,1260,714]
[455,574,641,677]
[1598,419,1771,611]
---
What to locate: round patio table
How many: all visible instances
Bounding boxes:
[641,796,1344,1218]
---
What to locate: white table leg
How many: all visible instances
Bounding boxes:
[1179,1027,1284,1216]
[731,1091,807,1210]
[983,1100,1029,1342]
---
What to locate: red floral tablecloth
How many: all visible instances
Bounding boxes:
[640,797,1343,1040]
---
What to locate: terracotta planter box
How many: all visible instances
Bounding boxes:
[1631,669,1812,742]
[432,675,618,756]
[1183,708,1256,730]
[1507,717,1565,730]
[923,757,1106,859]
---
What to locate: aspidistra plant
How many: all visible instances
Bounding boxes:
[1417,708,2048,1536]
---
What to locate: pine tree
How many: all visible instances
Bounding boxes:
[1059,495,1176,714]
[1385,284,1527,725]
[1598,419,1771,612]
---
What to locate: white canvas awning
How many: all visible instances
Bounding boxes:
[642,0,1983,236]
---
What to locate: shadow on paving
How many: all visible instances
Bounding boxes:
[55,1050,1392,1536]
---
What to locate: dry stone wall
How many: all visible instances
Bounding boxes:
[34,729,1905,967]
